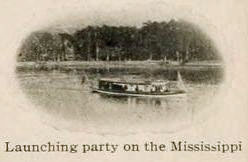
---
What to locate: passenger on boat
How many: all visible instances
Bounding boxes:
[135,85,139,92]
[151,85,156,92]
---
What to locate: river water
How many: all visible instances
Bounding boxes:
[16,66,223,134]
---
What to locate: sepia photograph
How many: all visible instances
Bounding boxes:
[1,0,248,162]
[16,18,224,133]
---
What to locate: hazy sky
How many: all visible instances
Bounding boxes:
[39,1,199,34]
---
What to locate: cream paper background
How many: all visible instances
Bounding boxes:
[0,0,248,161]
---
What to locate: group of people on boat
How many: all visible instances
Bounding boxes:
[98,78,170,94]
[81,71,186,97]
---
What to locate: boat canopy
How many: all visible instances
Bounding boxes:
[99,78,149,85]
[99,78,169,85]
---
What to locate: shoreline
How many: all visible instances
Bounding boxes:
[16,60,223,70]
[16,61,224,72]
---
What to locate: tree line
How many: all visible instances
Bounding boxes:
[18,19,221,63]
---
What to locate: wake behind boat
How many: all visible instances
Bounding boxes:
[90,72,187,98]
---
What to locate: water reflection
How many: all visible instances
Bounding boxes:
[99,94,187,108]
[16,67,222,133]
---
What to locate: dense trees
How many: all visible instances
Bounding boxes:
[18,19,221,63]
[18,32,64,61]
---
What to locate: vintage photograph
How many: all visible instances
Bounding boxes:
[16,19,224,133]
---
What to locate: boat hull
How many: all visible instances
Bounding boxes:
[92,88,186,98]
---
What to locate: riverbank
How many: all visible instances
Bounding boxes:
[16,60,223,71]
